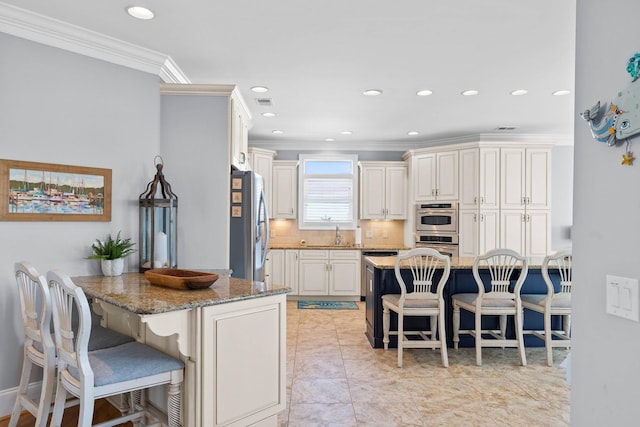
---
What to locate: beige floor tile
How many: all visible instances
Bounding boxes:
[280,300,570,426]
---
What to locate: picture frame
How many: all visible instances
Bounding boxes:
[0,159,112,222]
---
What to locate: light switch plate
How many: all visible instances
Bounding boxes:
[606,275,640,322]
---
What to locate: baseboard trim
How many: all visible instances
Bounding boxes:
[0,381,42,419]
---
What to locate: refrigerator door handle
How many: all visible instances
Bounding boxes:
[258,188,270,267]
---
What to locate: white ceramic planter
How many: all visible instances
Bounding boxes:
[101,258,124,276]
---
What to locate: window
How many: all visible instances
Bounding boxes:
[298,154,358,230]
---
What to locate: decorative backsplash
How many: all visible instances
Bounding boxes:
[268,219,405,246]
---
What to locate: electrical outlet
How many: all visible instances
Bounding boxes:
[270,229,276,238]
[382,230,388,238]
[365,230,373,238]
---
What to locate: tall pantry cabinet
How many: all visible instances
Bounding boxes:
[500,147,551,262]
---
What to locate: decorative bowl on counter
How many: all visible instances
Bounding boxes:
[144,268,219,290]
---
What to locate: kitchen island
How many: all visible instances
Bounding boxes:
[72,271,290,427]
[364,256,558,349]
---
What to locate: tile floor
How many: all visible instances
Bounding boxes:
[280,300,570,426]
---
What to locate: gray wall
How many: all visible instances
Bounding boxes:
[0,33,160,394]
[573,0,640,424]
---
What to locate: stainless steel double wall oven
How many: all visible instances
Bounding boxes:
[415,202,459,257]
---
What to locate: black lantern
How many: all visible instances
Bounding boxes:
[139,156,178,272]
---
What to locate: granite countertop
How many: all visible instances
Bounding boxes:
[364,255,542,269]
[72,271,290,315]
[269,243,411,251]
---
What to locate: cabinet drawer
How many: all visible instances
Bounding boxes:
[330,250,360,260]
[299,250,330,259]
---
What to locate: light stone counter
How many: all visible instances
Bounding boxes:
[364,255,543,269]
[268,243,411,251]
[72,271,290,315]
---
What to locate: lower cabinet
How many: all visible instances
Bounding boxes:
[201,295,286,426]
[266,249,299,295]
[298,250,360,296]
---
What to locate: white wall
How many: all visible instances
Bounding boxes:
[573,0,640,424]
[0,32,160,395]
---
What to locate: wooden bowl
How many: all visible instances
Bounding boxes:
[144,269,219,290]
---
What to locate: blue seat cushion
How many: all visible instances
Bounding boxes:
[88,325,135,352]
[521,293,571,308]
[71,341,184,387]
[452,292,516,308]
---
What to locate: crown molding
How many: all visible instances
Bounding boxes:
[0,2,190,83]
[250,132,573,152]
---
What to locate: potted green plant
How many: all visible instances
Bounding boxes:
[88,231,136,276]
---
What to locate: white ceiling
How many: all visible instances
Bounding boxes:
[1,0,577,151]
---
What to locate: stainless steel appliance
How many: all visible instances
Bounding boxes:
[415,231,459,258]
[415,202,458,233]
[229,171,270,281]
[361,250,398,299]
[414,202,459,257]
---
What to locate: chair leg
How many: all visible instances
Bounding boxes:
[452,303,460,349]
[9,355,33,427]
[397,311,404,368]
[475,310,482,366]
[430,315,438,342]
[382,304,390,350]
[167,383,182,427]
[438,309,449,368]
[78,393,95,427]
[564,314,572,349]
[499,314,507,342]
[50,377,68,427]
[515,309,527,367]
[35,361,56,427]
[544,311,553,366]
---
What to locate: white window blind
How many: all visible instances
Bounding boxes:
[298,155,358,230]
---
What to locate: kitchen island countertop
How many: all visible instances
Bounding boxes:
[364,255,543,269]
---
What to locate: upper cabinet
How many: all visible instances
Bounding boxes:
[230,92,251,171]
[459,147,500,210]
[272,160,298,219]
[501,147,551,210]
[248,148,276,215]
[360,161,407,220]
[411,151,458,201]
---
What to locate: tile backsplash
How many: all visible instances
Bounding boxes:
[268,219,405,246]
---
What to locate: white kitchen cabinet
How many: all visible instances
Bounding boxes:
[459,147,500,211]
[201,295,286,426]
[501,147,551,210]
[501,209,550,262]
[413,151,458,201]
[271,161,297,219]
[360,162,407,219]
[298,250,360,296]
[459,209,499,257]
[230,93,250,171]
[249,148,276,215]
[285,250,299,295]
[265,249,284,288]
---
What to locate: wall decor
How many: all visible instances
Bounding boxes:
[580,53,640,166]
[0,159,112,221]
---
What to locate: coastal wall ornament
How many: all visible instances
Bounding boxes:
[580,52,640,166]
[580,53,640,166]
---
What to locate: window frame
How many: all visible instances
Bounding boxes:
[298,154,359,230]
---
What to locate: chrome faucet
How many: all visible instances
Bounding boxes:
[335,225,342,246]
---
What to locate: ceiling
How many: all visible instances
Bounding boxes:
[1,0,577,151]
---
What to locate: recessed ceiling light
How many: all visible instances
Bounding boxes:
[126,6,154,20]
[363,89,383,96]
[272,130,284,135]
[496,126,517,131]
[461,90,479,96]
[407,131,419,136]
[340,131,353,135]
[552,89,571,96]
[251,86,269,93]
[416,90,433,96]
[510,89,528,96]
[262,112,276,118]
[325,138,335,142]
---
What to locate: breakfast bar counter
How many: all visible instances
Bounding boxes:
[72,271,290,427]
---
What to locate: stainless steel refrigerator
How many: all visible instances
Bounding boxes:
[229,170,269,281]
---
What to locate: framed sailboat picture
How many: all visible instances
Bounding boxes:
[0,159,112,222]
